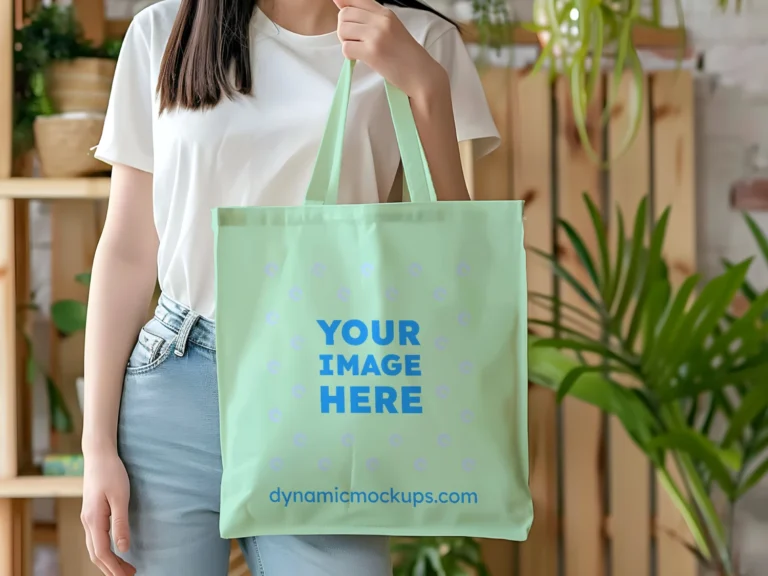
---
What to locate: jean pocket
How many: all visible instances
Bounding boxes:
[125,318,176,375]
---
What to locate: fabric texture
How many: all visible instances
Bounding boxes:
[213,60,532,541]
[94,0,499,320]
[117,294,392,576]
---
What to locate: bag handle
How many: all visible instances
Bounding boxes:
[304,59,438,205]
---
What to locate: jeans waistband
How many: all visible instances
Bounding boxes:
[155,294,216,354]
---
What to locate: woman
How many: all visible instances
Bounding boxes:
[81,0,499,573]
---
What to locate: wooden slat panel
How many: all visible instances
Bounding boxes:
[651,70,697,576]
[0,200,16,477]
[555,77,605,576]
[473,66,516,575]
[481,539,514,576]
[513,70,558,576]
[15,200,32,474]
[473,67,511,201]
[0,200,16,576]
[1,0,11,180]
[608,72,652,576]
[0,500,11,576]
[12,499,32,576]
[50,201,99,454]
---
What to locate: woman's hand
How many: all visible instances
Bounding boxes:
[81,448,136,576]
[334,0,448,100]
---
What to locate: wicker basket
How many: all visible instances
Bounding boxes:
[46,58,117,114]
[33,114,108,178]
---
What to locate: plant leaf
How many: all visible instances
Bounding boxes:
[644,273,699,379]
[45,376,73,433]
[647,431,738,494]
[425,548,447,576]
[643,279,671,355]
[74,272,91,286]
[556,364,636,403]
[531,248,602,313]
[583,193,611,301]
[737,456,768,498]
[723,383,768,448]
[533,337,636,369]
[528,292,603,327]
[611,197,647,331]
[559,218,600,294]
[529,341,656,446]
[744,213,768,263]
[606,207,626,310]
[608,43,645,161]
[656,467,713,560]
[51,299,87,335]
[722,258,758,303]
[656,260,751,393]
[585,7,604,106]
[626,207,670,351]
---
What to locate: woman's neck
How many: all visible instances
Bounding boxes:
[258,0,340,36]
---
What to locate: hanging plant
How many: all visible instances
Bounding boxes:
[515,0,743,162]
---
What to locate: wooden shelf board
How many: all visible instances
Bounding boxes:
[0,476,83,498]
[461,22,686,49]
[0,178,110,199]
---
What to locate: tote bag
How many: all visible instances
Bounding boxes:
[213,59,532,541]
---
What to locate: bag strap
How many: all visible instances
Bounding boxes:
[304,59,437,206]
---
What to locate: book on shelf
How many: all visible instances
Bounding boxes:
[42,453,84,476]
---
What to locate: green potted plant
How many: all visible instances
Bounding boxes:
[523,0,741,160]
[391,536,490,575]
[13,4,122,175]
[17,298,74,435]
[528,195,768,576]
[50,272,90,414]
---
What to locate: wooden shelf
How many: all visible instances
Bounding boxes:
[460,22,687,49]
[0,476,83,498]
[0,178,110,199]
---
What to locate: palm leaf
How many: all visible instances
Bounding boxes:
[583,193,611,298]
[533,337,637,370]
[737,456,768,498]
[531,247,603,313]
[647,431,740,496]
[723,383,768,448]
[559,218,600,294]
[605,207,626,310]
[611,197,648,331]
[744,213,768,263]
[625,207,670,350]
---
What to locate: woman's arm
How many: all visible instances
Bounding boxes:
[81,164,157,576]
[82,164,158,453]
[334,0,471,201]
[410,70,469,201]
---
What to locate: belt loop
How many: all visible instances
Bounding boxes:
[174,310,200,357]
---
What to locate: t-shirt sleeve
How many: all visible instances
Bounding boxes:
[426,26,500,159]
[94,17,154,173]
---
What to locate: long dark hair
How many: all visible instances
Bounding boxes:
[157,0,456,113]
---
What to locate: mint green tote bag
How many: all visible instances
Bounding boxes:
[213,59,532,541]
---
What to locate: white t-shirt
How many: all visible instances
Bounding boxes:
[95,0,500,320]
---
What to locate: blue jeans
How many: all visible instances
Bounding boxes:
[117,295,392,575]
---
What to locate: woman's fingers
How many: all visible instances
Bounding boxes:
[337,21,368,42]
[84,526,111,576]
[91,510,128,576]
[341,40,370,61]
[108,492,131,554]
[333,0,387,14]
[337,6,375,24]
